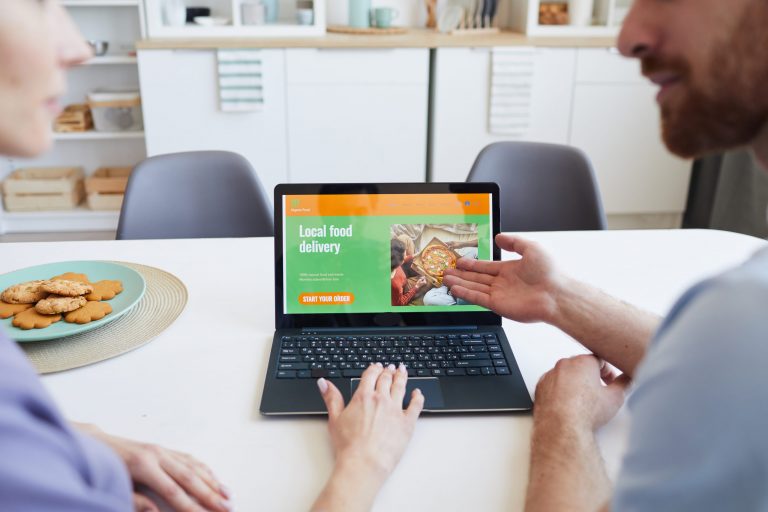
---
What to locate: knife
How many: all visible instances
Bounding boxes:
[487,0,497,27]
[480,0,489,27]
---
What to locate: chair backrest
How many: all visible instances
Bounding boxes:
[116,151,273,240]
[467,141,607,231]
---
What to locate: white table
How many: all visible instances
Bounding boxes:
[2,229,764,511]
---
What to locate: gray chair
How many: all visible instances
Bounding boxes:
[467,141,607,231]
[116,151,273,240]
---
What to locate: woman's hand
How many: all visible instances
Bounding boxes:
[74,423,232,512]
[312,363,424,512]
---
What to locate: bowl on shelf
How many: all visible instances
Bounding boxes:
[87,40,109,57]
[193,16,230,26]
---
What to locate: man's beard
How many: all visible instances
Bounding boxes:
[643,2,768,159]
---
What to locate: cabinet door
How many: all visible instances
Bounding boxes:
[138,49,288,197]
[285,49,429,183]
[431,47,576,183]
[570,49,691,215]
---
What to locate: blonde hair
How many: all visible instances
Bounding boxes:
[396,234,415,255]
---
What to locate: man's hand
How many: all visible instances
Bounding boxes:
[534,355,630,432]
[415,276,428,289]
[74,424,231,512]
[444,234,563,323]
[312,363,424,512]
[524,355,629,512]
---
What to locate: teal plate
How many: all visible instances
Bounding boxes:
[0,261,146,342]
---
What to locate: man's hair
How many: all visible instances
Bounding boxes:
[391,239,406,270]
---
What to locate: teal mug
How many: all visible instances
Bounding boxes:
[372,7,399,28]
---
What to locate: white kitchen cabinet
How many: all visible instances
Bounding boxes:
[285,49,429,183]
[431,47,576,182]
[569,48,691,216]
[138,49,289,197]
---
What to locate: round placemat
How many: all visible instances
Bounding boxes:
[21,262,188,374]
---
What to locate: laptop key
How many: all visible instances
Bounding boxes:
[467,368,481,375]
[481,367,494,375]
[280,355,300,362]
[417,369,431,377]
[493,359,509,367]
[311,369,329,378]
[432,369,445,376]
[455,360,493,368]
[277,370,296,378]
[279,363,309,370]
[327,370,341,378]
[297,370,312,378]
[490,352,505,359]
[446,368,466,376]
[343,370,364,378]
[495,367,510,375]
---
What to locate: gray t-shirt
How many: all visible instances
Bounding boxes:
[613,245,768,511]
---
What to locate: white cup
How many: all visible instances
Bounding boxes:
[242,1,266,25]
[568,0,594,26]
[296,7,314,25]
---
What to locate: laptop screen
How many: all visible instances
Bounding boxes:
[274,183,501,328]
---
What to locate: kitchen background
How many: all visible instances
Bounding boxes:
[1,0,763,242]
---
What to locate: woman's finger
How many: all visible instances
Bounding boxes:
[160,455,232,512]
[390,364,408,404]
[375,364,396,395]
[405,389,425,422]
[318,378,345,420]
[171,452,227,500]
[132,457,206,512]
[357,363,384,394]
[133,492,160,512]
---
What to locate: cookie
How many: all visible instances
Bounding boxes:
[0,301,33,319]
[41,279,93,297]
[1,280,50,304]
[52,272,91,284]
[85,280,123,301]
[12,308,62,330]
[64,301,112,324]
[35,295,87,315]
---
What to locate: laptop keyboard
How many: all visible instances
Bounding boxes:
[276,333,512,379]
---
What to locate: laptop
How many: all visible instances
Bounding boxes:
[260,183,533,414]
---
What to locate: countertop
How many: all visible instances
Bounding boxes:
[136,28,617,50]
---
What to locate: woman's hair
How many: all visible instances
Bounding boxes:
[396,234,415,256]
[391,239,406,270]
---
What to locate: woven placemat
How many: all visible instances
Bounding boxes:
[21,262,188,374]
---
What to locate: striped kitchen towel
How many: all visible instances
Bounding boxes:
[217,49,264,112]
[489,47,536,136]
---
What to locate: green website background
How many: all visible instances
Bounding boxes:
[284,215,491,314]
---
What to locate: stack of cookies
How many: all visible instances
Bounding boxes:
[0,272,123,330]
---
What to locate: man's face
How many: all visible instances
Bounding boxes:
[618,0,768,159]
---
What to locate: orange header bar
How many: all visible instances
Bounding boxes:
[285,194,490,217]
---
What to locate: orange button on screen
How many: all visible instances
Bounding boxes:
[299,293,355,305]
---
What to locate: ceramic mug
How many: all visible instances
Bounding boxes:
[372,7,399,28]
[241,1,266,25]
[296,8,314,25]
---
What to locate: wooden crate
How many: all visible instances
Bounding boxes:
[85,167,132,195]
[54,104,94,133]
[86,191,124,211]
[2,167,85,211]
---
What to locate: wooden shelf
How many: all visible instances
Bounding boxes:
[1,208,120,234]
[80,56,138,66]
[52,131,145,141]
[62,0,140,6]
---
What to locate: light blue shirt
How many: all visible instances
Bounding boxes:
[0,330,132,511]
[614,245,768,511]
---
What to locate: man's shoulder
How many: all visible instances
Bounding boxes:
[655,246,768,348]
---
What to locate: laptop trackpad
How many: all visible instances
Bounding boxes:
[350,377,445,409]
